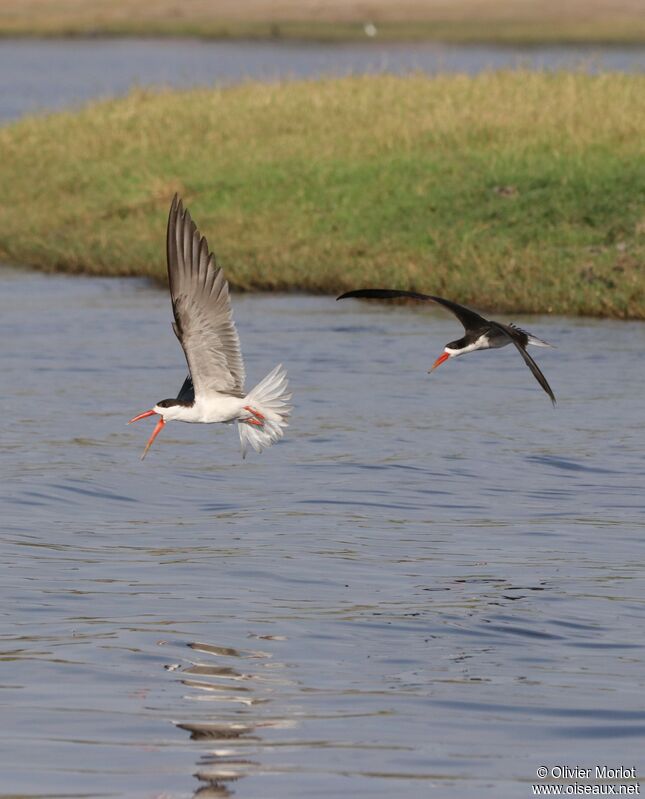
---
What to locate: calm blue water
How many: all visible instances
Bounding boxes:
[1,265,644,797]
[0,37,643,121]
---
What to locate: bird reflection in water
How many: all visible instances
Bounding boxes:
[174,640,290,798]
[177,701,259,796]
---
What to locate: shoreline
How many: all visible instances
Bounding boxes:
[2,260,644,322]
[0,73,643,320]
[2,28,645,48]
[2,30,645,48]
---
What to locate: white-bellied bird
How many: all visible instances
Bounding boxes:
[129,196,292,459]
[337,288,556,404]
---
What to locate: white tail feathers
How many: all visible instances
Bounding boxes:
[527,334,555,348]
[238,364,292,458]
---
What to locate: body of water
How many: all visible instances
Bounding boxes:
[2,266,644,797]
[0,37,643,122]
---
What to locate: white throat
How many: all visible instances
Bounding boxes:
[446,335,491,357]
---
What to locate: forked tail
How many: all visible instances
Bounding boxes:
[238,364,292,458]
[527,334,554,348]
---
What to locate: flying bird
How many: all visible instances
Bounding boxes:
[337,288,556,404]
[129,196,292,459]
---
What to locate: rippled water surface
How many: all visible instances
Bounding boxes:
[1,265,644,797]
[1,37,644,121]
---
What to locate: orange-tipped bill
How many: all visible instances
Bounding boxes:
[128,410,165,460]
[429,352,450,372]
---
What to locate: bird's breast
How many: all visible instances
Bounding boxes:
[188,395,245,424]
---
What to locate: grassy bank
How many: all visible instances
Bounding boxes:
[1,0,645,44]
[0,72,643,318]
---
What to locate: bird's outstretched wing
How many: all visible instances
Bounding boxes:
[337,288,488,331]
[489,321,556,405]
[167,195,245,398]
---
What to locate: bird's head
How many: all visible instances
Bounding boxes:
[129,399,194,458]
[154,398,189,421]
[429,338,466,372]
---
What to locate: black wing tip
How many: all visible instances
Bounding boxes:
[336,289,438,302]
[337,289,368,301]
[336,288,431,302]
[337,288,374,301]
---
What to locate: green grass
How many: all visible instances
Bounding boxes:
[0,72,644,317]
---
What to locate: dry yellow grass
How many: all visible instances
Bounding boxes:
[0,0,644,42]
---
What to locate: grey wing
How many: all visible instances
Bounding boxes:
[489,321,556,405]
[337,288,488,331]
[167,195,245,398]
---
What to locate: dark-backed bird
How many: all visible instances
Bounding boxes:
[337,288,556,404]
[129,195,292,459]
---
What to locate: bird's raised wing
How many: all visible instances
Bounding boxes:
[489,321,556,405]
[337,288,488,331]
[167,195,245,398]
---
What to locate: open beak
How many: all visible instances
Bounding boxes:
[128,410,165,460]
[429,352,450,372]
[128,409,156,424]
